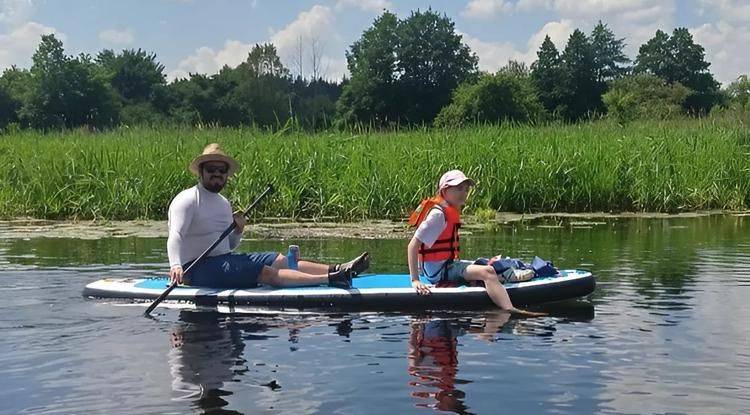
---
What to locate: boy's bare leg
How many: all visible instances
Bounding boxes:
[462,265,547,317]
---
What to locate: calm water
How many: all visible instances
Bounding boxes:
[1,216,749,414]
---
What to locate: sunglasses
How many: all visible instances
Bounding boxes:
[203,165,228,174]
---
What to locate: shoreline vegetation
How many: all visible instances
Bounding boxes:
[2,116,750,222]
[1,211,748,240]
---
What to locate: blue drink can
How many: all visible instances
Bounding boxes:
[287,245,300,270]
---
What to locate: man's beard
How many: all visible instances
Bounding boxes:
[202,176,226,193]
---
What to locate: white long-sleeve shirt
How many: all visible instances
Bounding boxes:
[167,184,242,268]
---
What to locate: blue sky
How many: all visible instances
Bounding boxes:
[1,0,747,83]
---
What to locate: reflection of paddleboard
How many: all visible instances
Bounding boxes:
[83,270,595,310]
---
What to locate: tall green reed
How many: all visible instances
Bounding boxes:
[1,118,749,220]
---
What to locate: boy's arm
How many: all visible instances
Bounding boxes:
[408,236,431,295]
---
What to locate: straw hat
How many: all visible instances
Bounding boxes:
[189,143,240,176]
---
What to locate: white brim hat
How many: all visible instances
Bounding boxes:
[438,169,476,191]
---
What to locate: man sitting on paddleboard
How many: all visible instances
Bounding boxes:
[167,143,369,289]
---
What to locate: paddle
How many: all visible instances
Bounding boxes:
[143,184,275,317]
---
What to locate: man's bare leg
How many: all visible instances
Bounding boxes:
[258,266,329,287]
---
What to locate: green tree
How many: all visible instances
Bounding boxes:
[560,29,600,119]
[435,67,545,128]
[337,9,477,126]
[531,35,566,116]
[291,76,342,130]
[590,21,630,83]
[244,43,289,77]
[96,48,169,125]
[0,66,31,128]
[336,11,399,125]
[168,43,292,128]
[96,48,166,102]
[230,43,292,127]
[21,34,119,129]
[634,28,721,113]
[724,74,750,110]
[396,9,478,124]
[603,73,690,122]
[0,85,16,128]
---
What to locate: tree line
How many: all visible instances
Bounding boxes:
[0,9,748,131]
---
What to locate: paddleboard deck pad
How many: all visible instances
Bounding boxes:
[83,270,595,310]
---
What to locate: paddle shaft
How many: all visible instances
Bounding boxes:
[143,185,274,316]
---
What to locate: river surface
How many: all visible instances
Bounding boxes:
[1,215,749,414]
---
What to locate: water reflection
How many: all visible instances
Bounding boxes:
[168,311,287,412]
[3,215,750,414]
[406,304,596,414]
[407,312,512,414]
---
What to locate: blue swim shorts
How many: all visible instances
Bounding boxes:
[183,251,279,288]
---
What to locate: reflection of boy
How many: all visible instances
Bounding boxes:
[407,170,545,316]
[407,313,511,412]
[407,319,466,413]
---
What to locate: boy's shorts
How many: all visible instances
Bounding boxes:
[424,260,474,284]
[183,252,280,288]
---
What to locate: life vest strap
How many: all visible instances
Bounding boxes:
[419,247,461,254]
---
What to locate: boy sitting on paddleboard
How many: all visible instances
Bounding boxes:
[407,170,545,316]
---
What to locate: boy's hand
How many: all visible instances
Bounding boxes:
[411,279,431,296]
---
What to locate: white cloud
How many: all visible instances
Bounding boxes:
[690,0,750,83]
[335,0,391,13]
[551,0,665,16]
[167,5,347,81]
[516,1,674,59]
[516,0,553,12]
[98,28,134,46]
[460,32,525,71]
[0,0,33,28]
[270,5,347,80]
[463,0,747,84]
[692,20,750,84]
[460,19,574,72]
[462,0,675,61]
[167,39,254,80]
[461,0,513,20]
[269,5,335,53]
[0,21,62,71]
[697,0,750,22]
[526,19,574,53]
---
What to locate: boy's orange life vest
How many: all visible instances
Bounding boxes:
[408,196,461,262]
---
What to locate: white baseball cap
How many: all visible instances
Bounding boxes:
[438,169,476,191]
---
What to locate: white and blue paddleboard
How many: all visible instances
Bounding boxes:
[83,270,595,310]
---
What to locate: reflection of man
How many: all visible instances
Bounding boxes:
[169,311,248,407]
[407,313,510,413]
[168,311,320,411]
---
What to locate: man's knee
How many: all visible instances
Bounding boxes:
[258,266,279,285]
[271,254,288,269]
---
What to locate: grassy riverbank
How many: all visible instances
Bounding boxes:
[1,117,749,220]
